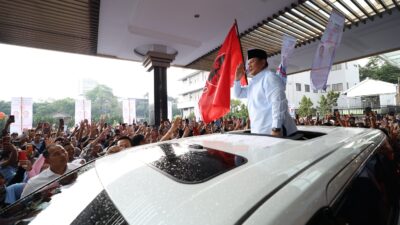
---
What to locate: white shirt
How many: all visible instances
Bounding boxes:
[233,68,297,135]
[21,163,80,198]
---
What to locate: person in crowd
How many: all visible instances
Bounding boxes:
[234,48,297,136]
[131,135,146,147]
[21,144,80,198]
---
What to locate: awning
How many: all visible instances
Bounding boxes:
[343,78,397,97]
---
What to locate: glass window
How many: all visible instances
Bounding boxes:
[305,84,310,92]
[331,64,342,71]
[151,143,247,183]
[332,83,343,92]
[308,146,400,225]
[296,83,301,91]
[71,190,128,225]
[313,89,318,93]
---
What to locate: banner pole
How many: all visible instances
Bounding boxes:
[234,19,248,85]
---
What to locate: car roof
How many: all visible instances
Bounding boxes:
[94,127,384,225]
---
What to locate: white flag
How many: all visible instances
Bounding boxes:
[277,35,296,88]
[75,99,91,124]
[123,98,136,124]
[10,97,33,134]
[311,10,345,91]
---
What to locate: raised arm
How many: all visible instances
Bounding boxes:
[233,63,247,98]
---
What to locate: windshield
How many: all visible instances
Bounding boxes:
[0,161,95,224]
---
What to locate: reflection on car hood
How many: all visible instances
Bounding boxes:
[94,127,376,225]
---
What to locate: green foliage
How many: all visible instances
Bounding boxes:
[168,97,181,118]
[298,96,314,117]
[188,112,195,120]
[0,100,11,129]
[227,99,248,118]
[317,95,329,116]
[317,91,340,115]
[135,99,149,122]
[84,85,122,124]
[33,98,75,127]
[359,56,400,83]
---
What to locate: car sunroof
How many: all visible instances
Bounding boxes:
[150,143,247,184]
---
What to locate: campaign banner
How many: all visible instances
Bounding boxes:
[122,98,136,124]
[168,101,172,121]
[277,35,296,88]
[75,99,91,125]
[311,10,345,91]
[10,97,33,134]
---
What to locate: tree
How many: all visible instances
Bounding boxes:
[298,96,314,117]
[84,85,122,124]
[317,91,340,115]
[317,95,330,116]
[33,98,75,127]
[227,99,248,118]
[359,56,400,83]
[0,100,11,129]
[168,96,181,118]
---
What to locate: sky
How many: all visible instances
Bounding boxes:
[0,43,198,102]
[0,43,369,102]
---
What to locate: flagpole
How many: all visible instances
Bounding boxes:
[234,19,248,85]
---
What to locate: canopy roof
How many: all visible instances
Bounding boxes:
[1,0,400,73]
[343,78,397,97]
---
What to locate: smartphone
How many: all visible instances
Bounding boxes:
[26,144,33,157]
[18,151,28,161]
[9,115,15,123]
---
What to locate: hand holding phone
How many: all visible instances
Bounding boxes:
[8,115,15,123]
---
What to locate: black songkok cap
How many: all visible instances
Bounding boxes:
[247,49,267,60]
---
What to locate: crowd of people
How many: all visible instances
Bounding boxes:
[0,115,248,207]
[294,108,400,150]
[0,108,399,208]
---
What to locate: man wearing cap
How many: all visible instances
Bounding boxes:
[233,49,297,137]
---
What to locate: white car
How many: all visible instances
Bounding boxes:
[0,126,398,225]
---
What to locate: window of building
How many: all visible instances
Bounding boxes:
[332,83,343,92]
[331,64,342,71]
[296,83,301,91]
[313,89,318,93]
[305,84,310,92]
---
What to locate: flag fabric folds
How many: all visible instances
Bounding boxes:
[198,22,246,123]
[276,35,296,90]
[310,10,345,91]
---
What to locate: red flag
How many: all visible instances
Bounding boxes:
[198,22,246,123]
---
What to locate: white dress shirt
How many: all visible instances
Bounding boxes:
[233,68,297,135]
[21,163,80,198]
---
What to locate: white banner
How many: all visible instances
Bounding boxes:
[75,99,91,125]
[123,98,136,124]
[10,97,33,134]
[277,35,296,88]
[168,101,172,121]
[311,10,345,91]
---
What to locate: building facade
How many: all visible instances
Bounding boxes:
[286,62,362,110]
[177,71,208,119]
[177,62,362,119]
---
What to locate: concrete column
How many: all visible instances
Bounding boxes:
[143,51,175,126]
